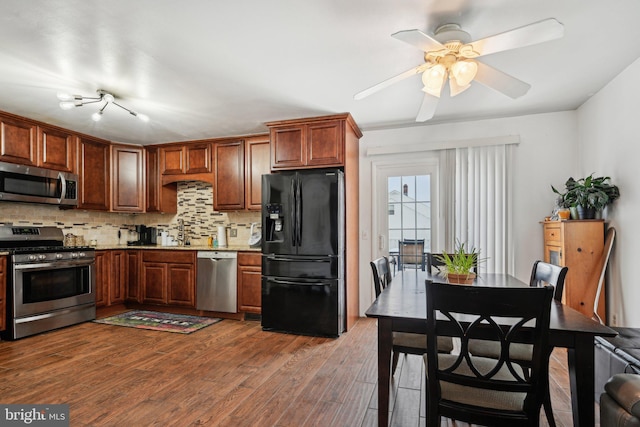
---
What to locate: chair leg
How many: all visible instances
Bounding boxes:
[391,351,400,375]
[543,383,556,427]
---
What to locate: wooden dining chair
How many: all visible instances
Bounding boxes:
[398,239,426,271]
[424,280,555,427]
[370,257,453,375]
[468,260,568,427]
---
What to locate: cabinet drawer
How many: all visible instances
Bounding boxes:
[238,252,261,267]
[544,225,562,243]
[142,250,195,264]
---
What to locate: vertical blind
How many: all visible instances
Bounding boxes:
[455,145,514,275]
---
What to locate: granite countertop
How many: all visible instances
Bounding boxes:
[93,244,261,252]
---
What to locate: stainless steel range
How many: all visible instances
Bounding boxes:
[0,226,96,340]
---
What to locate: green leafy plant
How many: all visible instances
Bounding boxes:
[435,241,482,275]
[552,174,620,211]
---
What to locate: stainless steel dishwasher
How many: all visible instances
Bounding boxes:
[196,251,238,313]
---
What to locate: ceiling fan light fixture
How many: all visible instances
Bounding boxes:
[449,78,471,97]
[422,64,447,97]
[451,59,478,87]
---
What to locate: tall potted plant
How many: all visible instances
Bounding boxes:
[552,174,620,219]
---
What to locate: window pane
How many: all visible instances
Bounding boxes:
[415,175,430,201]
[401,176,416,200]
[402,206,416,229]
[388,173,432,262]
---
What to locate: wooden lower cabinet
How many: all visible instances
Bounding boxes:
[141,250,196,307]
[237,252,262,314]
[95,250,127,307]
[109,250,126,304]
[0,256,6,331]
[94,251,109,308]
[126,250,141,303]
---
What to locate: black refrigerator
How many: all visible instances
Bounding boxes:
[261,169,345,337]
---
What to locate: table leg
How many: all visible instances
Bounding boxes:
[567,335,596,427]
[378,318,392,427]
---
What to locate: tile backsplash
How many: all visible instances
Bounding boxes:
[0,181,261,247]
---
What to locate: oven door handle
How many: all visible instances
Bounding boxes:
[13,260,95,270]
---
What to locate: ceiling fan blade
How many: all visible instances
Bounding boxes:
[469,18,564,57]
[354,64,428,100]
[473,61,531,99]
[391,29,446,53]
[416,93,439,122]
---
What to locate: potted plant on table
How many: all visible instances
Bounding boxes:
[552,174,620,220]
[435,241,482,285]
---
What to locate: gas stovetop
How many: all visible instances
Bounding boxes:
[0,226,94,255]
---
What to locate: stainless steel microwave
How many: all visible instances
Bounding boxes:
[0,161,78,206]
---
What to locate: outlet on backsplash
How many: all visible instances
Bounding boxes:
[230,229,237,237]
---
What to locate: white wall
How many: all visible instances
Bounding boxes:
[358,111,580,315]
[577,57,640,326]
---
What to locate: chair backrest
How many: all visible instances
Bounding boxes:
[427,252,478,275]
[529,260,568,302]
[399,239,425,270]
[424,280,554,426]
[370,257,392,297]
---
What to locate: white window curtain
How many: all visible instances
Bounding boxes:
[454,144,514,275]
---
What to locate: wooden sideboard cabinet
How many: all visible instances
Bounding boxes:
[542,219,605,321]
[237,252,262,314]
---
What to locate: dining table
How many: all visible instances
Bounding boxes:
[364,269,618,427]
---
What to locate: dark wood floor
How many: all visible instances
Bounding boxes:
[0,314,597,426]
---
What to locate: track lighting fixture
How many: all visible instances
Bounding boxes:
[57,90,149,122]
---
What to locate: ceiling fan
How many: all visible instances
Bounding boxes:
[354,18,564,122]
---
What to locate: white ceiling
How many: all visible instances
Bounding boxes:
[1,0,639,146]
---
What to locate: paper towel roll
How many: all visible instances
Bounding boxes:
[217,226,227,247]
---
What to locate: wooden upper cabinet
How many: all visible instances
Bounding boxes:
[306,120,344,166]
[245,134,270,211]
[77,136,110,211]
[37,125,76,172]
[0,113,37,165]
[145,146,177,214]
[270,126,305,169]
[111,144,144,212]
[267,114,360,170]
[160,145,184,175]
[160,143,211,175]
[186,143,211,174]
[214,140,245,211]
